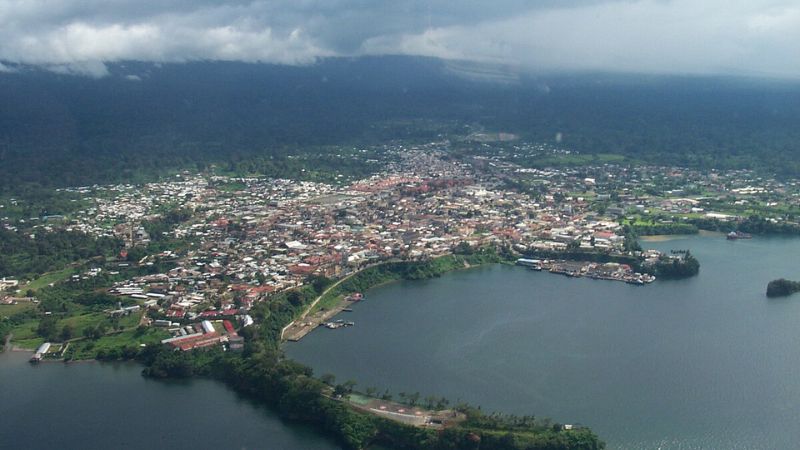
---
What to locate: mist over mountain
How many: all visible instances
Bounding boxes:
[2,56,800,191]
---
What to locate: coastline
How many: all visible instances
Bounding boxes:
[282,251,507,342]
[4,250,605,450]
[640,230,724,242]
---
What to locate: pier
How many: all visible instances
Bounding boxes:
[516,258,655,285]
[283,300,357,341]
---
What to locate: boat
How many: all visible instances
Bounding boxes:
[727,231,752,240]
[324,320,355,329]
[346,293,364,302]
[30,342,51,363]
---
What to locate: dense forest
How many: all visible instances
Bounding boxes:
[1,57,800,194]
[0,229,121,279]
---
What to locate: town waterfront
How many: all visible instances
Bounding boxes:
[287,235,800,449]
[4,235,800,449]
[0,351,341,449]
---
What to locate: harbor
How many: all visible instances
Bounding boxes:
[283,293,364,342]
[516,258,656,285]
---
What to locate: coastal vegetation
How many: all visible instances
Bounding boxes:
[622,219,699,236]
[643,250,700,279]
[140,343,602,450]
[736,215,800,235]
[521,248,640,267]
[766,279,800,298]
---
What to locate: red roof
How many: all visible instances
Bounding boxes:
[223,320,236,334]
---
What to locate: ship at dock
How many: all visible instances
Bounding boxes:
[727,231,752,240]
[345,293,364,302]
[29,342,51,363]
[324,319,355,329]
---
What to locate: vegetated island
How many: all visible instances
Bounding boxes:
[766,279,800,298]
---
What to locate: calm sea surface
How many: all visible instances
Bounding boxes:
[0,350,341,449]
[286,235,800,449]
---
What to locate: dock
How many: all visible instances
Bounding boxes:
[283,300,354,341]
[516,258,655,285]
[30,342,51,363]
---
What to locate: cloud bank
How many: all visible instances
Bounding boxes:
[1,0,799,78]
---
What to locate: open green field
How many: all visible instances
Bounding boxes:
[65,328,169,360]
[59,311,136,332]
[0,302,35,317]
[313,292,347,315]
[9,320,39,342]
[24,267,78,291]
[11,337,44,350]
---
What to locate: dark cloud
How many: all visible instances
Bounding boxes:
[1,0,798,78]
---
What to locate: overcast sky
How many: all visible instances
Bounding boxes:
[1,0,799,78]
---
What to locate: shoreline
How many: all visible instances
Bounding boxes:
[282,254,502,342]
[640,230,724,242]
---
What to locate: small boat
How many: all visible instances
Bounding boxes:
[346,293,364,302]
[727,231,752,240]
[324,320,355,329]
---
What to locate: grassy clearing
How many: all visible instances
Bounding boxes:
[66,328,169,360]
[24,267,78,292]
[0,302,35,317]
[60,310,140,334]
[313,293,346,314]
[9,321,39,341]
[12,337,43,350]
[59,312,107,330]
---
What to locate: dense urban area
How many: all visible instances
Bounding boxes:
[5,135,800,449]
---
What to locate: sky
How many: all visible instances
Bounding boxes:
[0,0,798,78]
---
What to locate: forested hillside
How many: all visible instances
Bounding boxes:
[2,56,800,192]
